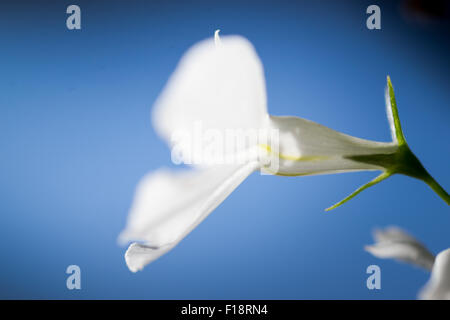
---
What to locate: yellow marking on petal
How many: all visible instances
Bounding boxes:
[260,167,318,177]
[259,144,328,162]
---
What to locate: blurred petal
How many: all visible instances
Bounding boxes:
[419,248,450,300]
[120,161,259,271]
[265,116,397,176]
[373,226,419,243]
[365,226,435,271]
[153,32,268,159]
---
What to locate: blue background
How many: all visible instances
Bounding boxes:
[0,0,449,299]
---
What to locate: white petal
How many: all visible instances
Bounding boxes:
[373,226,419,243]
[419,248,450,300]
[153,32,268,161]
[264,116,397,176]
[365,227,435,271]
[119,161,260,271]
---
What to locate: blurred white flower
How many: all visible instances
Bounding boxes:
[365,226,435,270]
[120,30,448,272]
[366,226,450,300]
[419,249,450,300]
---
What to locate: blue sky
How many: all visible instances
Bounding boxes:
[0,0,449,299]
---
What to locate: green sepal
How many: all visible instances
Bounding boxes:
[387,76,407,146]
[325,171,392,211]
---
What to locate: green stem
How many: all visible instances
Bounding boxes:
[423,174,450,205]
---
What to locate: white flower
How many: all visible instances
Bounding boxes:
[366,226,450,300]
[120,30,448,272]
[365,226,435,271]
[419,249,450,300]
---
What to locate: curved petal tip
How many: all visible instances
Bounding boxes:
[125,242,173,273]
[214,29,221,47]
